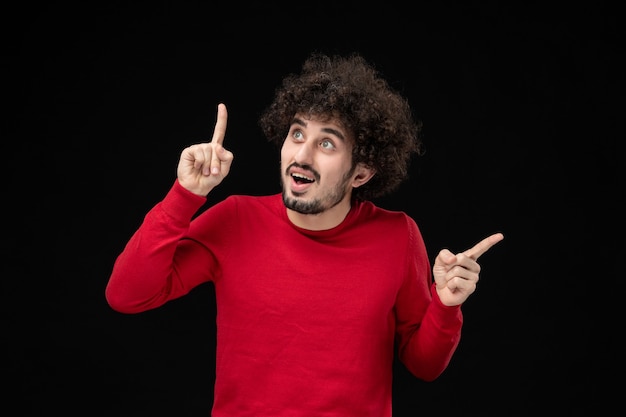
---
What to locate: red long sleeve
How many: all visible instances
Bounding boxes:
[106,181,463,416]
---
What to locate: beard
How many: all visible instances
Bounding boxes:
[282,189,345,215]
[281,165,355,215]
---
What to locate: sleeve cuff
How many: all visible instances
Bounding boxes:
[429,283,463,319]
[159,179,208,222]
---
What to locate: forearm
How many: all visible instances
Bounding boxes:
[398,284,463,381]
[105,180,207,313]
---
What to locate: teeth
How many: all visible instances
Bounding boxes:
[292,173,313,181]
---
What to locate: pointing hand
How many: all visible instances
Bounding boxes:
[177,103,234,196]
[433,233,504,306]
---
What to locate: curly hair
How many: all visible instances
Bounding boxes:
[258,52,423,201]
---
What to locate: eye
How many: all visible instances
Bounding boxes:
[293,130,304,141]
[320,139,335,150]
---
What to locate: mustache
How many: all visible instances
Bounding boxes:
[286,162,320,182]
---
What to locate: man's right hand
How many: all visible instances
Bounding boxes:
[177,103,234,196]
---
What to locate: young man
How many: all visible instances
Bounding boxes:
[106,52,504,416]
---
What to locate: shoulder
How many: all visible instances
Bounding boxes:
[352,199,424,242]
[211,194,285,220]
[191,194,284,235]
[354,199,415,225]
[225,193,282,210]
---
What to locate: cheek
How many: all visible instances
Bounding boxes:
[281,139,301,161]
[280,146,289,165]
[280,144,293,170]
[326,163,352,183]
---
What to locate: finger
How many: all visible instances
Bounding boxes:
[464,232,504,260]
[186,144,208,171]
[437,248,456,266]
[446,275,477,291]
[446,262,479,280]
[210,103,228,146]
[201,145,214,176]
[210,145,225,175]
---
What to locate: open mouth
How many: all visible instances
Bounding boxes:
[291,172,314,185]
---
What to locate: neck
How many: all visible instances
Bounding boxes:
[286,198,352,231]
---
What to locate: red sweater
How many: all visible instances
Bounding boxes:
[106,180,463,416]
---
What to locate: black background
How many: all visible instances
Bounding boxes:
[5,1,620,416]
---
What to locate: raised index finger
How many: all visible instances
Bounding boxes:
[464,232,504,260]
[210,103,228,145]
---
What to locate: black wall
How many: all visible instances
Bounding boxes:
[6,1,619,415]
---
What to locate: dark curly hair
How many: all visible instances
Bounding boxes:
[258,52,423,201]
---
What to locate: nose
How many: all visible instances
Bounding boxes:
[294,139,315,165]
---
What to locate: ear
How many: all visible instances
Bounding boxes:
[351,163,376,188]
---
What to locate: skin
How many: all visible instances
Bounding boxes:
[177,103,504,307]
[279,115,375,230]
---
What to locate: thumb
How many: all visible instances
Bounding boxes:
[434,248,456,268]
[433,248,455,287]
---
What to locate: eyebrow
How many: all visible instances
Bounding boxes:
[291,117,346,142]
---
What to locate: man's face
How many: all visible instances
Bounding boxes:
[280,115,356,215]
